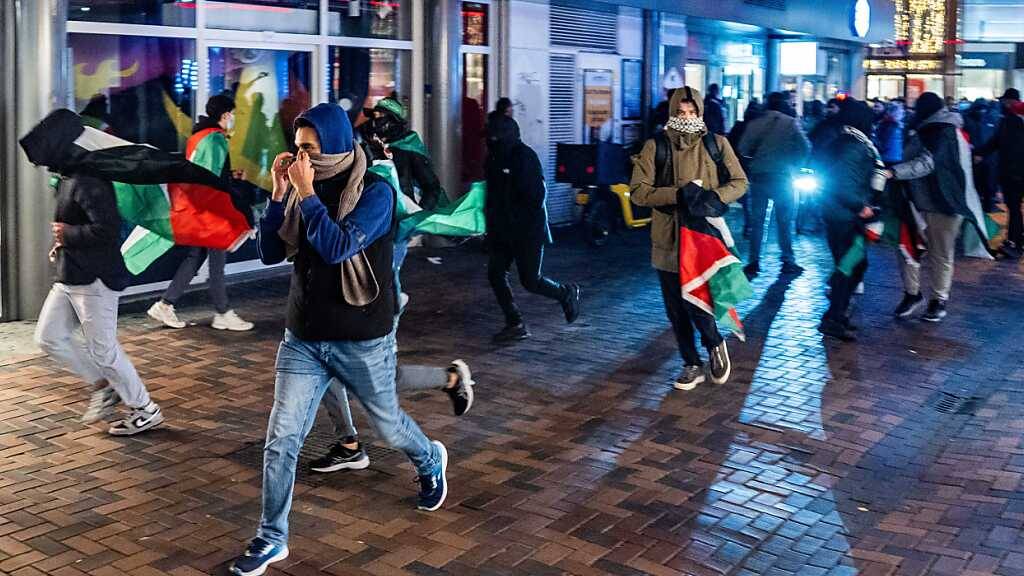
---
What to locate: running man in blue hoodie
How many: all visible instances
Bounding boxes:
[230,104,449,576]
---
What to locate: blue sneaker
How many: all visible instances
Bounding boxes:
[230,537,289,576]
[417,441,448,511]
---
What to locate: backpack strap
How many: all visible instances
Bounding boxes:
[702,132,731,185]
[654,132,672,187]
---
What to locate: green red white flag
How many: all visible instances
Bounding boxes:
[678,215,753,341]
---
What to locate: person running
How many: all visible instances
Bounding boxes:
[816,99,886,341]
[147,94,256,331]
[629,86,748,389]
[885,92,973,322]
[484,114,582,342]
[20,110,164,436]
[738,91,811,279]
[229,103,448,576]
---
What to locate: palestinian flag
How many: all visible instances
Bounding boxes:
[678,213,753,341]
[838,220,885,277]
[20,109,253,274]
[369,160,486,241]
[879,182,927,268]
[389,131,453,206]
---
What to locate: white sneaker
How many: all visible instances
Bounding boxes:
[108,402,164,436]
[855,282,865,295]
[398,292,410,312]
[213,310,254,332]
[147,301,185,329]
[83,385,120,424]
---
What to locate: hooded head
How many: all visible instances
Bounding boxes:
[767,91,796,117]
[835,98,874,137]
[665,86,708,143]
[911,92,944,128]
[486,113,521,149]
[884,101,905,123]
[744,100,765,122]
[19,109,86,173]
[294,102,354,155]
[366,96,409,142]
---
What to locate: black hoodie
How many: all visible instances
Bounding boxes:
[484,115,550,244]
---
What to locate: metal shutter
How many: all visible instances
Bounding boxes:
[546,52,576,225]
[549,5,617,52]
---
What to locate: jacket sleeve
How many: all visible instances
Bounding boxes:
[514,147,547,209]
[828,141,874,213]
[630,138,678,207]
[713,136,749,204]
[410,152,443,211]
[257,199,288,265]
[791,118,812,164]
[62,178,121,248]
[299,181,394,264]
[891,133,935,181]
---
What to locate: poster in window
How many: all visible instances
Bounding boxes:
[583,69,613,129]
[621,59,642,120]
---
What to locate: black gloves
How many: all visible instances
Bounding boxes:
[677,182,728,218]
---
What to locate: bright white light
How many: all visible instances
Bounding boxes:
[793,174,819,194]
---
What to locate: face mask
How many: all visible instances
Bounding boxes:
[225,114,235,132]
[667,115,706,134]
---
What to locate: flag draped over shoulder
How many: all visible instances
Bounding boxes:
[678,212,753,341]
[19,110,253,274]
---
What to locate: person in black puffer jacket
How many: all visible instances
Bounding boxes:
[815,98,887,341]
[484,114,581,342]
[977,88,1024,257]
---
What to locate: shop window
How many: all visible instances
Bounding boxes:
[206,1,319,34]
[67,0,196,26]
[461,53,487,183]
[208,47,312,195]
[327,46,411,126]
[329,0,412,40]
[67,34,196,152]
[462,2,488,46]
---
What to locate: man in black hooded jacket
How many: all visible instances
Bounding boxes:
[484,115,581,342]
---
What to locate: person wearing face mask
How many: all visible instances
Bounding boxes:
[148,94,256,332]
[484,114,582,342]
[229,102,450,576]
[630,86,749,391]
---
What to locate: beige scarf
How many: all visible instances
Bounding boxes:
[279,145,380,307]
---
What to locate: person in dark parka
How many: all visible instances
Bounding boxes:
[484,114,581,342]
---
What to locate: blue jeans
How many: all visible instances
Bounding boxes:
[748,174,796,265]
[257,329,440,546]
[393,238,409,298]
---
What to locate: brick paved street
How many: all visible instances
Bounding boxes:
[2,219,1024,576]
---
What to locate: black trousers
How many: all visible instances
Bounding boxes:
[1003,175,1024,246]
[823,220,867,324]
[488,239,566,326]
[657,269,723,366]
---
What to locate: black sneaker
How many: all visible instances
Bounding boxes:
[445,360,475,416]
[818,318,857,341]
[310,441,370,473]
[674,365,705,391]
[708,341,731,385]
[417,441,448,511]
[999,241,1022,259]
[743,262,760,280]
[561,284,581,324]
[780,262,804,276]
[893,292,924,319]
[922,299,947,323]
[493,323,530,343]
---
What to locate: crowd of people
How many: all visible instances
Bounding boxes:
[17,74,1023,575]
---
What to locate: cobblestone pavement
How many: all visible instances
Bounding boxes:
[2,217,1024,576]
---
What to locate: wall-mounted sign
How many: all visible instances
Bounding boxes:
[851,0,871,38]
[621,59,642,120]
[779,42,818,76]
[583,69,614,129]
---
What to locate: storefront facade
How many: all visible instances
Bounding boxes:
[0,0,891,321]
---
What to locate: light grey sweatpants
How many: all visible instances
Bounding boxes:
[35,280,151,408]
[324,364,448,439]
[162,247,229,314]
[899,212,963,302]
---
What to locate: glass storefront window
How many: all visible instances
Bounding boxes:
[208,46,312,194]
[462,3,488,46]
[461,53,487,183]
[329,0,412,40]
[67,0,196,27]
[867,75,905,100]
[907,74,943,105]
[327,46,411,125]
[206,1,319,34]
[959,69,1006,101]
[67,34,195,152]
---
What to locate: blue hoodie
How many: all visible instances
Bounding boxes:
[257,102,394,267]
